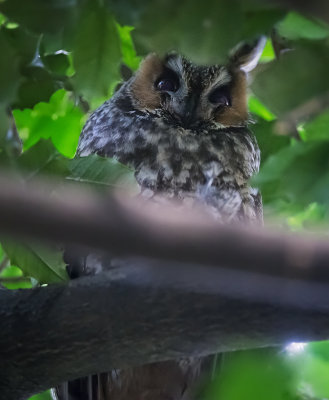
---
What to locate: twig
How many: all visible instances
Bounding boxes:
[0,276,31,283]
[275,91,329,136]
[270,29,291,60]
[0,255,9,272]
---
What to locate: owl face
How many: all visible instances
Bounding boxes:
[131,52,252,130]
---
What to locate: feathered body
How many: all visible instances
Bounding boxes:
[78,52,262,223]
[54,41,265,400]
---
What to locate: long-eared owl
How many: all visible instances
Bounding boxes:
[53,38,265,400]
[77,39,265,223]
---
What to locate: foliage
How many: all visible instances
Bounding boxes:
[28,391,52,400]
[0,0,329,399]
[204,344,329,400]
[13,89,86,158]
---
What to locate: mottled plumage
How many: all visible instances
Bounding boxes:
[54,38,265,400]
[77,51,263,223]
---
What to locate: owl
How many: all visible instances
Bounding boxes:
[53,38,265,400]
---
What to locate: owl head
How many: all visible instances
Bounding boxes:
[130,37,266,130]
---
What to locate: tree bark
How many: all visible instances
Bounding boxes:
[2,260,329,399]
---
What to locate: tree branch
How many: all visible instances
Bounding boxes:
[0,174,328,283]
[2,261,329,399]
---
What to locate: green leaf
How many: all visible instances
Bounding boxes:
[113,0,284,64]
[0,0,76,34]
[300,110,329,142]
[116,24,141,71]
[253,140,329,206]
[28,390,52,400]
[259,38,275,63]
[307,341,329,363]
[251,120,290,165]
[286,203,327,231]
[205,350,296,400]
[133,0,245,64]
[0,28,22,105]
[0,26,54,109]
[292,342,329,398]
[241,7,286,39]
[68,154,137,188]
[15,66,58,109]
[252,42,329,116]
[42,52,70,76]
[13,89,86,158]
[0,13,5,26]
[0,265,32,289]
[3,241,68,284]
[73,1,121,107]
[1,25,39,67]
[15,140,69,179]
[0,107,10,150]
[278,12,329,40]
[249,95,276,121]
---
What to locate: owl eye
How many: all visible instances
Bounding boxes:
[208,86,231,107]
[155,71,179,93]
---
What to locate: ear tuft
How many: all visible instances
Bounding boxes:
[229,36,267,73]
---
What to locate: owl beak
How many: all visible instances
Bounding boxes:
[179,93,199,128]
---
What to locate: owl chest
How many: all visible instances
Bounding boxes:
[96,110,254,195]
[121,125,241,194]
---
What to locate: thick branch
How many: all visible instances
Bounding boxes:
[2,261,329,399]
[0,175,328,283]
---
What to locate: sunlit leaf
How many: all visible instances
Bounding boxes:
[0,13,6,26]
[116,24,141,71]
[300,110,329,142]
[249,95,276,121]
[0,264,32,289]
[286,203,327,231]
[28,390,52,400]
[291,342,329,399]
[259,38,275,62]
[3,241,68,284]
[205,350,297,400]
[13,89,86,158]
